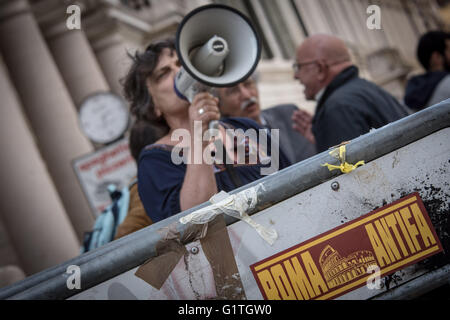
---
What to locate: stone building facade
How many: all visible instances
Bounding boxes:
[0,0,445,286]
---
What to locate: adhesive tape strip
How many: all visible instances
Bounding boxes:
[179,184,277,245]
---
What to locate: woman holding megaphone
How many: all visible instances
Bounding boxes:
[122,38,290,224]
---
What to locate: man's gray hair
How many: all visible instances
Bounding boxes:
[249,70,260,83]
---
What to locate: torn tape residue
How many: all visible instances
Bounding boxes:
[179,184,278,245]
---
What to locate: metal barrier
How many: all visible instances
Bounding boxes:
[1,99,449,300]
[373,264,450,299]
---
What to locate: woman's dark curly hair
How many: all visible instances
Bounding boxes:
[122,38,176,134]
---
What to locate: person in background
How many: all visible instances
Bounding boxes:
[216,73,316,165]
[114,119,166,239]
[404,31,450,111]
[122,38,290,224]
[291,34,409,153]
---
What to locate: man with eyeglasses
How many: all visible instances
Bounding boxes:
[216,74,317,165]
[291,34,409,153]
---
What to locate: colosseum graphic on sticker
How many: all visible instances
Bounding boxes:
[319,245,377,289]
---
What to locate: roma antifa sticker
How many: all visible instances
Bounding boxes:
[250,193,443,300]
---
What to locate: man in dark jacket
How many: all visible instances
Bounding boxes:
[404,31,450,112]
[291,34,409,153]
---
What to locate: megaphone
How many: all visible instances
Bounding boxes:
[174,4,261,129]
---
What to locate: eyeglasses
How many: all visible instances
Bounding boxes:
[292,60,318,73]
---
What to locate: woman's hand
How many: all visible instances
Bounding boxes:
[189,92,221,147]
[181,92,220,212]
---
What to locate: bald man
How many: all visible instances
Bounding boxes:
[292,34,409,153]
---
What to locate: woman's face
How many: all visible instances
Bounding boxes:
[146,48,189,120]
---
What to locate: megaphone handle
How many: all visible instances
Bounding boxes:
[186,84,220,132]
[209,120,219,131]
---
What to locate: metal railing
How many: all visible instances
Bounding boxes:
[1,99,449,300]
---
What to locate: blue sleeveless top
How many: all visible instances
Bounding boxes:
[137,117,290,223]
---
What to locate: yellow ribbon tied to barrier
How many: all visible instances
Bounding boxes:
[322,144,365,174]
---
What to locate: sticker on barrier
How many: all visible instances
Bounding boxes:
[250,193,443,300]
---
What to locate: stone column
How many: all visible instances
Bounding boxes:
[293,0,333,35]
[0,54,80,275]
[33,0,110,107]
[0,217,22,277]
[45,26,110,107]
[0,0,95,241]
[276,0,306,47]
[92,32,135,97]
[0,266,26,288]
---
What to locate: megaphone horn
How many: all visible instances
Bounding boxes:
[174,4,262,103]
